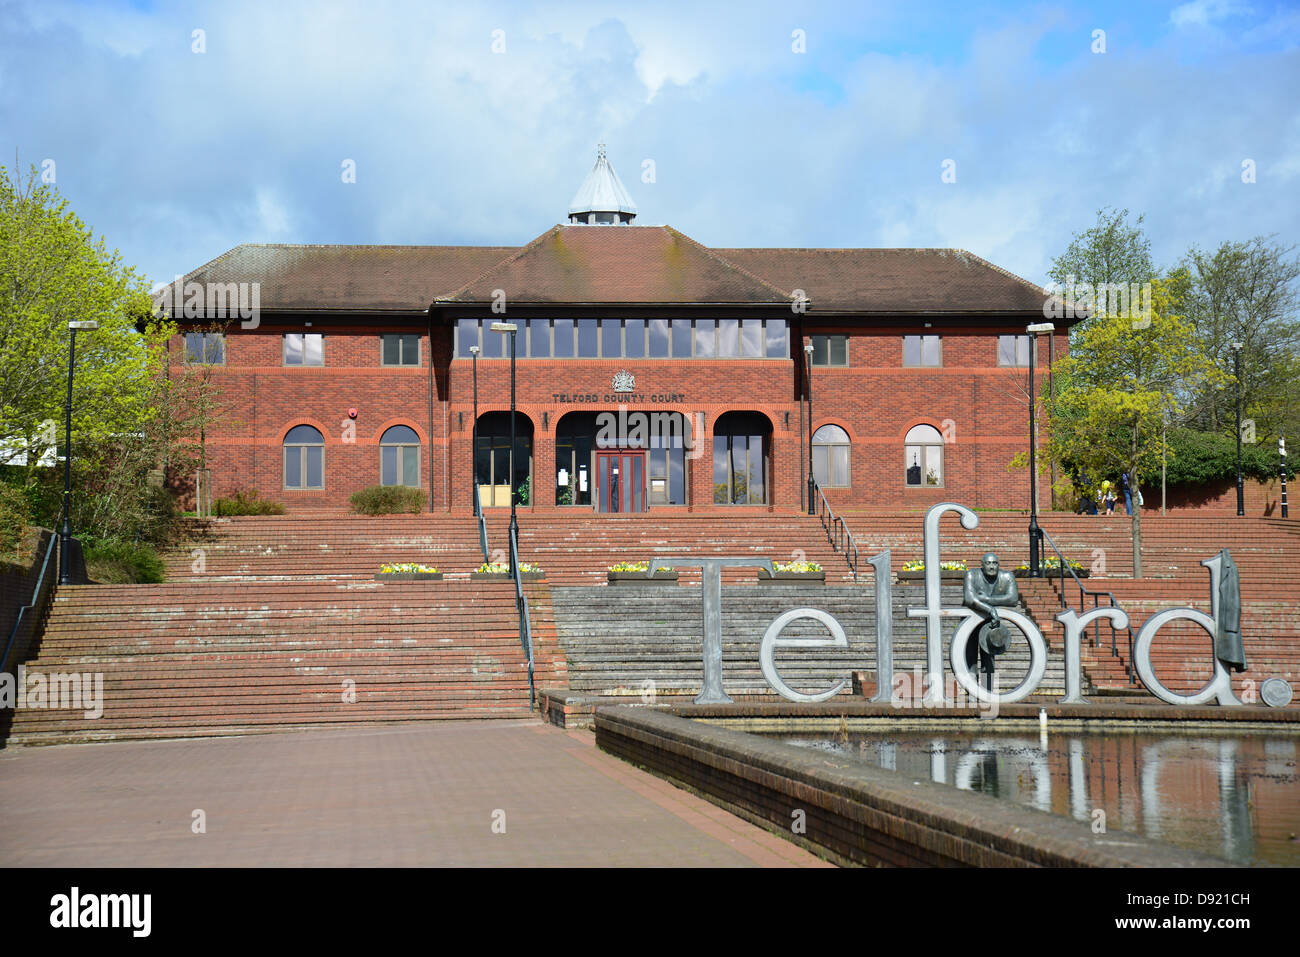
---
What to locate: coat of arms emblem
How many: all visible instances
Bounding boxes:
[612,370,636,393]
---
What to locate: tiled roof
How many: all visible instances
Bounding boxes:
[438,226,792,305]
[714,247,1050,314]
[162,243,516,312]
[161,227,1055,316]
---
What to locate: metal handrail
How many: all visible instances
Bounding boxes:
[477,510,489,564]
[810,480,859,580]
[508,524,535,707]
[1037,526,1138,685]
[2,524,60,676]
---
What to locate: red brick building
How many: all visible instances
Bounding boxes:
[160,150,1071,515]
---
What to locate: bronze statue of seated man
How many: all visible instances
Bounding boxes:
[962,552,1020,688]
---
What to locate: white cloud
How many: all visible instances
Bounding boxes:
[1170,1,1253,29]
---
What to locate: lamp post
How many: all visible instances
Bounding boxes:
[490,322,519,572]
[470,345,480,517]
[61,320,99,585]
[1231,340,1244,517]
[804,342,815,515]
[1026,322,1055,577]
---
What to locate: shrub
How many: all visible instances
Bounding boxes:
[213,489,286,516]
[0,482,31,560]
[84,542,166,584]
[350,485,426,515]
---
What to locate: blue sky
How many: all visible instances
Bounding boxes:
[2,0,1298,289]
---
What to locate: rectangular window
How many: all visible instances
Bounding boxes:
[717,319,739,358]
[526,319,551,358]
[694,319,716,358]
[382,334,419,366]
[903,335,941,367]
[601,318,621,358]
[185,332,225,364]
[998,334,1031,366]
[481,321,504,358]
[624,319,646,358]
[765,320,788,357]
[553,319,574,357]
[811,335,848,366]
[648,319,670,357]
[740,319,763,357]
[577,318,599,357]
[457,319,479,358]
[671,319,693,358]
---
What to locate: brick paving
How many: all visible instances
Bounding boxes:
[0,720,828,867]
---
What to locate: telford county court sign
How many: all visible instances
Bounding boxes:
[651,503,1255,709]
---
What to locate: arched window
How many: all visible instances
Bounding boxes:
[381,425,421,487]
[813,425,851,488]
[904,424,943,487]
[284,425,324,490]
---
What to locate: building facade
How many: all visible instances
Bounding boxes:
[160,151,1071,514]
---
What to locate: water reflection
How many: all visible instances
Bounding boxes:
[779,731,1299,866]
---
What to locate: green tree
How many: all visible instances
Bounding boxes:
[1048,207,1156,334]
[1177,237,1300,441]
[1044,278,1227,577]
[0,165,198,553]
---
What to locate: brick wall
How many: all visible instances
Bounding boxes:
[172,322,1066,513]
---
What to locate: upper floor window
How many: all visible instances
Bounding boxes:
[455,318,788,359]
[184,332,225,365]
[998,334,1031,367]
[284,333,323,366]
[903,335,941,367]
[810,335,848,367]
[382,334,420,366]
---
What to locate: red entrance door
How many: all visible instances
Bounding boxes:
[596,451,646,513]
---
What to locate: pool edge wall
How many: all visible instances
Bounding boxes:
[593,705,1231,868]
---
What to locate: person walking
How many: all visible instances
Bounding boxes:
[1121,472,1133,515]
[1103,480,1117,515]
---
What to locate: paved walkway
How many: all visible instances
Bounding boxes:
[0,721,827,867]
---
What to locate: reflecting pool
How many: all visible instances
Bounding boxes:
[778,731,1300,866]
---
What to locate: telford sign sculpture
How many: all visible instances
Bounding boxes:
[653,502,1251,709]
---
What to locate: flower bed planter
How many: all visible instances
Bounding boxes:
[374,572,443,582]
[607,570,679,584]
[1014,567,1089,579]
[757,570,825,583]
[471,571,545,582]
[897,570,966,581]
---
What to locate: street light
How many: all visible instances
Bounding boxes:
[61,320,99,585]
[804,343,816,514]
[469,345,480,517]
[490,322,519,572]
[1231,340,1244,517]
[1026,322,1055,577]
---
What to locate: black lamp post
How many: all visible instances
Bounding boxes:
[470,344,480,517]
[804,342,815,515]
[61,320,98,585]
[1026,322,1055,577]
[1232,340,1244,517]
[491,322,519,572]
